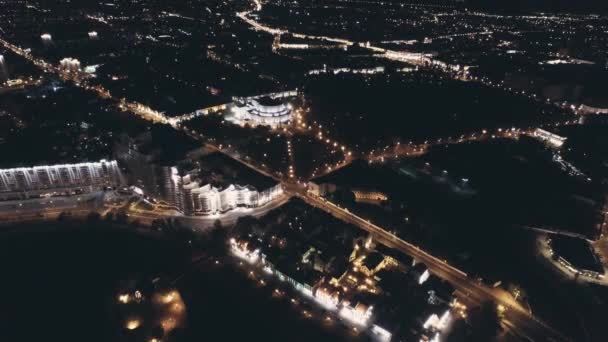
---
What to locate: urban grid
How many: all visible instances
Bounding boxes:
[0,0,607,342]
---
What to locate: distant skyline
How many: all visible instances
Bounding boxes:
[465,0,607,13]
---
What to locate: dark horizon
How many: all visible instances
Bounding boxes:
[465,0,608,13]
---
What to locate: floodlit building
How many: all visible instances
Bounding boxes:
[228,90,298,128]
[59,57,81,73]
[230,237,261,263]
[411,263,431,285]
[0,54,7,83]
[181,180,282,215]
[162,166,282,216]
[358,251,389,276]
[376,244,415,270]
[226,208,459,342]
[0,159,122,200]
[314,285,341,309]
[422,308,452,332]
[88,31,98,39]
[372,324,393,341]
[352,189,388,204]
[339,300,374,325]
[161,166,183,209]
[40,33,52,41]
[533,128,566,148]
[230,97,293,128]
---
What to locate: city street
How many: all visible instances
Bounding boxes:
[294,189,569,342]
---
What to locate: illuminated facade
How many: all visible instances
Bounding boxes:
[182,180,282,215]
[228,90,297,128]
[226,230,460,342]
[59,57,81,73]
[230,98,292,127]
[352,189,388,204]
[578,104,608,115]
[314,286,341,309]
[533,128,566,148]
[339,301,374,326]
[161,166,183,209]
[372,324,392,341]
[0,159,122,200]
[230,237,260,263]
[0,54,6,83]
[163,167,283,216]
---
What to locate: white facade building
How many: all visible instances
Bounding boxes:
[181,179,282,215]
[230,98,293,128]
[0,160,122,200]
[0,54,7,82]
[533,128,567,148]
[163,168,283,215]
[228,90,297,128]
[59,58,81,73]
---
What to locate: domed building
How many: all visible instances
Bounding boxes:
[228,92,296,128]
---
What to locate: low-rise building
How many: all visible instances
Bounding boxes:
[532,128,567,148]
[352,189,388,205]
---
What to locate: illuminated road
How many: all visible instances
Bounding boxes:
[123,193,292,229]
[0,37,169,124]
[236,0,588,122]
[0,12,577,341]
[0,208,92,224]
[237,5,433,67]
[366,120,579,164]
[284,185,569,342]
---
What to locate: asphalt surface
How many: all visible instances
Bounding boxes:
[295,189,570,342]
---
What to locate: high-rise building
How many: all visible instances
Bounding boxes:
[0,54,7,83]
[0,160,123,200]
[59,58,81,73]
[161,166,282,215]
[161,166,183,210]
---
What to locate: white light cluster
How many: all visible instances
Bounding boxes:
[339,303,373,326]
[230,238,260,264]
[59,57,81,73]
[0,159,121,193]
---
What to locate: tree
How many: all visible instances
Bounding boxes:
[115,210,128,224]
[336,188,356,207]
[104,212,115,221]
[86,211,101,223]
[210,225,228,255]
[445,318,471,342]
[57,211,69,222]
[468,301,501,342]
[151,218,165,231]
